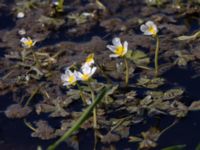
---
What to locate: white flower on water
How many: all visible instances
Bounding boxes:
[140,21,158,36]
[75,65,96,81]
[107,37,128,58]
[20,37,36,48]
[82,53,94,67]
[61,68,77,86]
[17,12,25,18]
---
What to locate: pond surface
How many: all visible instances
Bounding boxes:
[0,0,200,150]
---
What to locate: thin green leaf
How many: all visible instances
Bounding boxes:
[162,144,186,150]
[47,86,114,150]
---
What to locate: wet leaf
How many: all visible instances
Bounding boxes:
[31,120,56,140]
[100,132,120,144]
[5,104,32,118]
[137,76,165,89]
[162,144,186,150]
[163,88,184,100]
[176,30,200,41]
[125,50,150,67]
[189,101,200,111]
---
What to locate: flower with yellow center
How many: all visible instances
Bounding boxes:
[107,37,128,58]
[83,53,94,67]
[140,21,158,36]
[75,64,97,81]
[20,37,36,48]
[61,68,77,86]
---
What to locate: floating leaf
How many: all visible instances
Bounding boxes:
[189,101,200,111]
[176,30,200,41]
[163,88,184,100]
[5,104,32,118]
[31,120,56,140]
[137,76,165,89]
[125,50,150,67]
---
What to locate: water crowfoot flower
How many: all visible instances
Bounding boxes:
[107,37,128,58]
[20,37,36,48]
[140,21,158,37]
[61,68,77,86]
[75,65,97,81]
[82,53,94,67]
[140,21,160,76]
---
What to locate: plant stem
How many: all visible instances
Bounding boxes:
[77,83,87,105]
[124,58,129,86]
[88,82,97,129]
[154,35,160,77]
[47,86,110,150]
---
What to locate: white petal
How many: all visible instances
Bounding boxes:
[107,45,116,52]
[144,31,153,35]
[20,37,27,43]
[61,74,67,82]
[74,71,83,80]
[90,67,97,76]
[109,54,119,58]
[140,24,148,33]
[82,65,91,74]
[112,37,122,47]
[123,41,128,55]
[146,21,155,27]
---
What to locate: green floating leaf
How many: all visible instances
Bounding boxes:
[163,88,184,100]
[176,30,200,41]
[125,50,150,67]
[189,101,200,111]
[47,85,115,150]
[162,144,186,150]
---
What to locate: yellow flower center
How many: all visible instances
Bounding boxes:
[86,54,94,64]
[68,75,76,85]
[148,26,156,36]
[115,46,124,56]
[24,40,33,48]
[81,74,90,81]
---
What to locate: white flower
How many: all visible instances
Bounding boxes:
[82,53,94,67]
[61,68,77,86]
[17,12,25,18]
[20,37,36,48]
[140,21,158,36]
[75,65,96,81]
[107,37,128,58]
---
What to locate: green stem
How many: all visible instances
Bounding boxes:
[124,58,129,86]
[88,82,97,129]
[77,83,87,105]
[154,35,160,77]
[47,86,110,150]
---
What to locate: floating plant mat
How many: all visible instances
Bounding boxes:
[0,0,200,150]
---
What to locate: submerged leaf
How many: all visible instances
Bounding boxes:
[5,104,32,118]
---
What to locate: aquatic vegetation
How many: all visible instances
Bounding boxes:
[140,21,160,76]
[1,1,200,150]
[107,37,129,85]
[61,68,77,86]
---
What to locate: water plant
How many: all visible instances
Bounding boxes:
[140,21,160,76]
[107,37,129,85]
